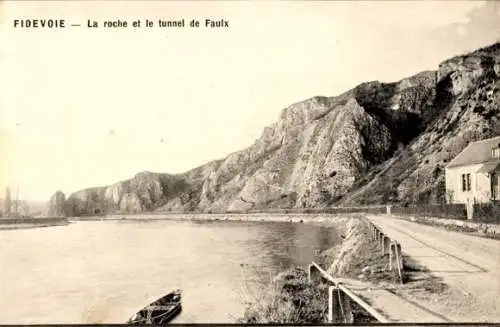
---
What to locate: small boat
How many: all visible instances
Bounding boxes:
[127,289,182,325]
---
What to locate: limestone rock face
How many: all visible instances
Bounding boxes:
[65,172,195,216]
[47,191,66,217]
[59,42,500,215]
[438,43,500,96]
[340,42,500,205]
[119,193,143,213]
[494,56,500,77]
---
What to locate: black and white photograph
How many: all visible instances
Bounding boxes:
[1,0,499,325]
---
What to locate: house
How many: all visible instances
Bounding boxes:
[445,136,500,204]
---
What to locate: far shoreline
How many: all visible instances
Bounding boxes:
[68,212,360,237]
[0,217,70,230]
[81,212,359,224]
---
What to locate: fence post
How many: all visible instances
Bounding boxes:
[339,289,354,323]
[396,243,403,267]
[389,242,395,271]
[394,243,403,284]
[382,236,391,256]
[328,286,354,323]
[328,286,339,322]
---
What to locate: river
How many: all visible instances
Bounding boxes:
[0,218,341,324]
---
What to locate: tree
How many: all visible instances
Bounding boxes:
[20,201,30,217]
[4,187,11,217]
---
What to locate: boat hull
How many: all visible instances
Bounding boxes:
[128,290,182,325]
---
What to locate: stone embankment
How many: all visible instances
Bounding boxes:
[321,218,403,287]
[103,212,354,232]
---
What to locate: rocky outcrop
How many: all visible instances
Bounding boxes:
[340,43,500,205]
[64,172,196,216]
[59,42,500,216]
[47,191,66,217]
[438,43,500,96]
[326,218,372,275]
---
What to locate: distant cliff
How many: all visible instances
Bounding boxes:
[56,42,500,216]
[47,191,66,217]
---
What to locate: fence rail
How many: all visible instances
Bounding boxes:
[370,221,404,283]
[308,261,390,323]
[308,218,409,323]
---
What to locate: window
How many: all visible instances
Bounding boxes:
[461,173,471,192]
[493,148,500,159]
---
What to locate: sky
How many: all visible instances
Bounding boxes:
[1,1,499,202]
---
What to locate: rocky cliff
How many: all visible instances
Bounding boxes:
[60,42,500,216]
[339,42,500,205]
[47,191,66,217]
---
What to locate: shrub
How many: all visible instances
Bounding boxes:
[473,203,500,224]
[238,266,328,324]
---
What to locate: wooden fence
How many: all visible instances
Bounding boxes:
[308,262,389,323]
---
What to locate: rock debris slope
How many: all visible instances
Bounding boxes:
[54,42,500,216]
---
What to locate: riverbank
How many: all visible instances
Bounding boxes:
[239,214,466,323]
[238,216,406,323]
[0,217,69,230]
[237,265,377,324]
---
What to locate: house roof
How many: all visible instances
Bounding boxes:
[447,136,500,168]
[476,162,500,174]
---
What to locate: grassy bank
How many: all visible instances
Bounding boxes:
[322,218,403,285]
[237,266,376,324]
[238,217,399,323]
